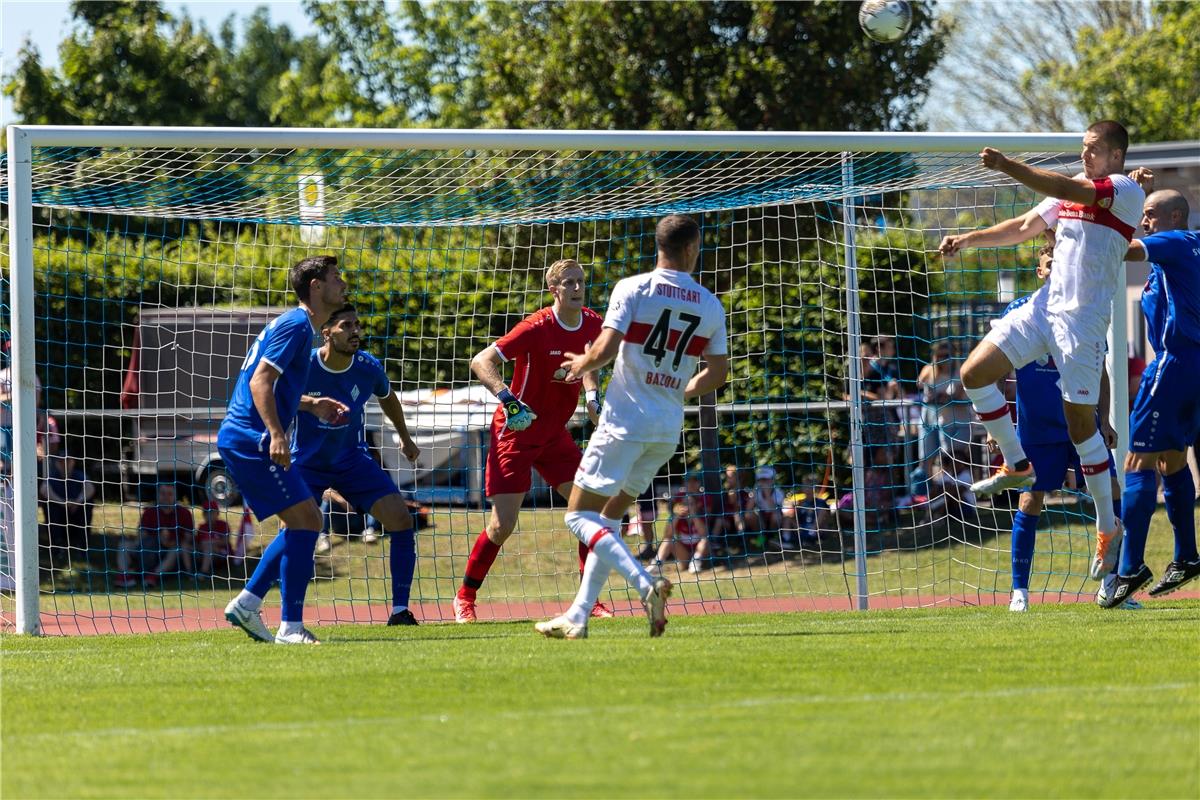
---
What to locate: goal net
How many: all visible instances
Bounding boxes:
[1,128,1115,635]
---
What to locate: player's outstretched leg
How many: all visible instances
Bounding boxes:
[962,343,1034,497]
[555,510,669,637]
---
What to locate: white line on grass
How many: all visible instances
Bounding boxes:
[7,682,1192,744]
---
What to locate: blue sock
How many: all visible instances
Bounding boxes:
[1162,468,1198,562]
[390,528,416,608]
[244,529,286,599]
[1011,511,1038,591]
[1119,470,1158,576]
[280,529,320,623]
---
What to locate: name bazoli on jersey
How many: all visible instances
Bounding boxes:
[600,268,728,444]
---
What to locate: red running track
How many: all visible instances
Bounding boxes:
[11,589,1198,636]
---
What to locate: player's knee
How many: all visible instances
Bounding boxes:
[1018,491,1044,515]
[486,516,516,542]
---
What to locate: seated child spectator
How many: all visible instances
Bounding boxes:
[652,486,710,575]
[744,466,786,548]
[195,500,231,577]
[781,472,832,548]
[115,483,194,588]
[716,465,754,554]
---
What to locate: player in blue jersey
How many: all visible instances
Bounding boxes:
[226,304,424,632]
[996,241,1124,612]
[220,255,349,645]
[1101,188,1200,606]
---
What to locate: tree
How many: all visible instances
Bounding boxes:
[1053,1,1200,143]
[926,1,1150,131]
[2,1,342,127]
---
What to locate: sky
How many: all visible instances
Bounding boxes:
[0,0,315,124]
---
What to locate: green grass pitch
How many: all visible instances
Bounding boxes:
[3,602,1198,798]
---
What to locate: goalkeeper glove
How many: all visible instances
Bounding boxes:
[498,388,537,432]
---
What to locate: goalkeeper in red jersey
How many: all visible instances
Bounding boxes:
[453,259,604,622]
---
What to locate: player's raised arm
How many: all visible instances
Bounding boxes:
[979,147,1099,206]
[939,208,1048,257]
[379,390,420,463]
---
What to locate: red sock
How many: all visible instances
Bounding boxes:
[577,540,589,576]
[459,531,501,601]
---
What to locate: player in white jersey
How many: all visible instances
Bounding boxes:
[939,120,1145,581]
[534,214,729,639]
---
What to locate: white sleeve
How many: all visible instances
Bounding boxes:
[1033,196,1061,228]
[603,280,636,334]
[1108,173,1145,223]
[703,299,729,356]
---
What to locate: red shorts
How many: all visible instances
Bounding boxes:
[485,427,582,497]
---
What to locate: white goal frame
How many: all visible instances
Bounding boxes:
[6,125,1125,635]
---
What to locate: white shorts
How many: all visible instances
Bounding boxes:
[574,426,677,498]
[984,298,1105,405]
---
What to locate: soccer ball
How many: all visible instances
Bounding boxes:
[858,0,913,43]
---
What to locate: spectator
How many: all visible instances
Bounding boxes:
[716,464,754,554]
[0,346,42,477]
[745,466,786,550]
[864,336,902,401]
[781,472,833,548]
[114,483,194,588]
[853,338,898,463]
[195,500,231,577]
[917,340,975,469]
[837,450,898,532]
[652,475,711,575]
[38,453,94,578]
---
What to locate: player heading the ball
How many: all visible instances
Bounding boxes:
[940,120,1144,582]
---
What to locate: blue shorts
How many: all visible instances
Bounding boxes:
[217,426,316,521]
[1023,440,1116,493]
[300,451,398,515]
[1130,352,1200,453]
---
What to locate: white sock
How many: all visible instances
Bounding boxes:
[566,551,611,625]
[965,383,1027,466]
[1075,432,1116,531]
[565,510,653,597]
[278,620,304,636]
[235,589,262,611]
[391,605,407,615]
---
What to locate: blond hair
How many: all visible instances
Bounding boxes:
[546,258,583,289]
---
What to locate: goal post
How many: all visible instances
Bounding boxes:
[4,125,1124,636]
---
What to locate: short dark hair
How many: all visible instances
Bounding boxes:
[290,255,337,303]
[655,215,700,261]
[321,304,357,330]
[1086,120,1129,155]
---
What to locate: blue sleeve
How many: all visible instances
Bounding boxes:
[373,360,391,398]
[1142,231,1198,274]
[260,314,310,374]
